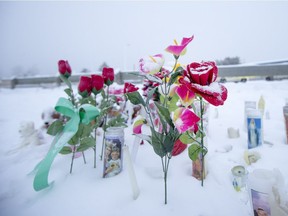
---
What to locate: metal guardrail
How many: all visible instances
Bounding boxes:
[1,64,288,88]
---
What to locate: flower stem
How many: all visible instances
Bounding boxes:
[100,85,109,161]
[94,94,97,168]
[82,151,86,164]
[70,146,76,174]
[162,155,170,205]
[200,97,204,186]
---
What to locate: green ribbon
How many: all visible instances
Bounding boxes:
[33,97,99,191]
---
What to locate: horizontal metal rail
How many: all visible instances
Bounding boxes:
[1,64,288,88]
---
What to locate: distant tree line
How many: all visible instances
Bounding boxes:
[216,56,241,65]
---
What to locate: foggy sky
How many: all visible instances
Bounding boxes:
[1,1,288,78]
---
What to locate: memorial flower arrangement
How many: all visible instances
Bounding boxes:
[32,61,125,191]
[125,35,228,204]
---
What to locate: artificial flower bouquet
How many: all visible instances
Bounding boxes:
[32,61,126,191]
[124,35,228,204]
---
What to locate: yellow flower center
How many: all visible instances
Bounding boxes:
[149,55,157,63]
[174,39,178,45]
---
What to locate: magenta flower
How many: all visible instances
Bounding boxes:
[78,76,92,98]
[58,60,72,78]
[139,54,165,75]
[181,61,228,106]
[102,67,114,86]
[124,82,139,94]
[175,84,195,107]
[133,116,146,134]
[173,107,200,133]
[165,35,194,56]
[91,75,104,95]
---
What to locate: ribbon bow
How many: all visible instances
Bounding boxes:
[33,97,100,191]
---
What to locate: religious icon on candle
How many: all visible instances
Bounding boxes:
[247,110,262,149]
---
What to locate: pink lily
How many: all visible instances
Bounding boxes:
[133,116,147,134]
[175,84,195,107]
[165,35,194,56]
[173,107,200,133]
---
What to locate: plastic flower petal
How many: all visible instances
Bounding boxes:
[91,75,104,95]
[78,76,92,98]
[173,107,200,133]
[182,61,228,106]
[58,60,72,78]
[102,67,114,86]
[190,82,228,106]
[165,35,194,56]
[124,82,139,93]
[175,84,195,107]
[172,139,187,156]
[186,61,218,85]
[133,116,146,134]
[139,54,165,75]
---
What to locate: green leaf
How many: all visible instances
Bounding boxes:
[64,88,72,97]
[59,146,72,155]
[188,144,202,161]
[126,91,146,106]
[168,68,183,86]
[134,134,151,144]
[151,129,166,158]
[77,137,95,152]
[179,131,196,144]
[167,94,179,112]
[145,74,162,84]
[154,101,174,128]
[60,74,72,89]
[76,123,93,138]
[146,87,157,105]
[68,134,80,145]
[106,115,127,129]
[47,120,64,136]
[188,144,207,161]
[163,134,175,153]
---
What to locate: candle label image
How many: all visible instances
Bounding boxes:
[247,116,262,149]
[251,189,271,216]
[103,136,124,178]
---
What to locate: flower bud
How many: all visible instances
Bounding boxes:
[78,76,92,97]
[102,67,114,86]
[91,75,104,95]
[58,60,72,78]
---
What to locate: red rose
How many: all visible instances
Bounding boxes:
[181,61,228,106]
[78,76,92,97]
[102,67,114,86]
[124,82,139,93]
[91,75,104,95]
[58,60,72,78]
[172,139,187,156]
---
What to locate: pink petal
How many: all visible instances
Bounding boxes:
[132,116,146,134]
[165,35,194,56]
[181,36,194,46]
[175,85,195,107]
[133,125,142,134]
[199,85,228,106]
[173,108,200,133]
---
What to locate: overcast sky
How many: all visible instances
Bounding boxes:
[0,1,288,78]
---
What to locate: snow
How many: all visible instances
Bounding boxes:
[0,80,288,216]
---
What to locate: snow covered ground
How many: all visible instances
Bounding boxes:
[0,80,287,216]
